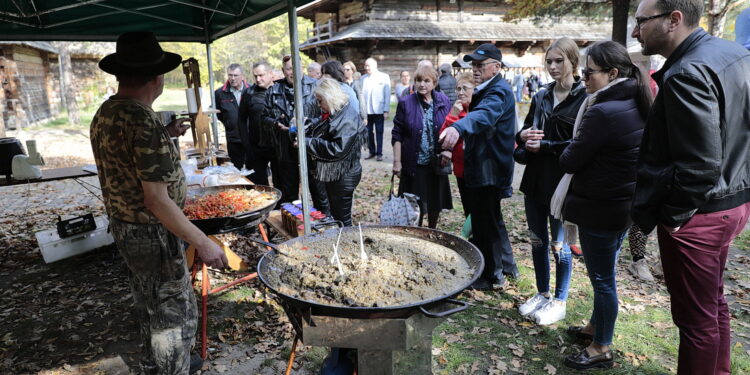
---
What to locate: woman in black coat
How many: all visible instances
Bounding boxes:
[514,38,587,326]
[555,41,652,370]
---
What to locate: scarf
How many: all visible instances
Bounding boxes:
[549,77,628,242]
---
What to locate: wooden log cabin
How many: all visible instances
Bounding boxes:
[298,0,611,87]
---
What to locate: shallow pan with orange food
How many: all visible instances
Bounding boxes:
[184,184,281,235]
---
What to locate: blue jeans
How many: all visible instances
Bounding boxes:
[524,196,572,300]
[366,114,384,156]
[578,225,626,346]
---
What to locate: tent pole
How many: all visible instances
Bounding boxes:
[205,42,220,147]
[287,0,311,235]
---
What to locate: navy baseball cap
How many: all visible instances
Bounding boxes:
[463,43,503,63]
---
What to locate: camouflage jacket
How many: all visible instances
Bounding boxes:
[90,98,186,224]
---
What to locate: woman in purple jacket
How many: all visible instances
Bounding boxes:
[392,65,453,228]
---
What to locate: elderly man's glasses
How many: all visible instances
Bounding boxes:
[635,11,673,29]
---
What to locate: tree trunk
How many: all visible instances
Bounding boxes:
[611,0,631,45]
[57,42,80,125]
[706,0,745,37]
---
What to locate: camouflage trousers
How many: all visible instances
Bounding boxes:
[111,219,197,375]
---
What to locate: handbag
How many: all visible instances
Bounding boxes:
[430,153,452,176]
[379,175,421,226]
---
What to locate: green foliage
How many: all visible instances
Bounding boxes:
[504,0,614,23]
[161,14,312,88]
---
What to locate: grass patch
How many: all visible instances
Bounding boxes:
[733,230,750,252]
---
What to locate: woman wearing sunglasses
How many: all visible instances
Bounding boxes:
[555,40,652,370]
[514,37,588,326]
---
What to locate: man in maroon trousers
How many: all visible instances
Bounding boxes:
[631,1,750,374]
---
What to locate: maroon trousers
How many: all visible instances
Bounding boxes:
[657,202,750,375]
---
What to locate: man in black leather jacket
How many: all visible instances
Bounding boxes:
[261,56,319,203]
[631,1,750,373]
[239,62,275,186]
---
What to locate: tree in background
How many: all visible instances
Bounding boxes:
[53,42,80,125]
[504,0,631,45]
[505,0,750,45]
[161,14,312,88]
[706,0,749,36]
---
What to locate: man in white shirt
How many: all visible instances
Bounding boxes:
[360,58,391,161]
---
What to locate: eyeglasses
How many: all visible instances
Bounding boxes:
[456,86,474,93]
[471,61,498,69]
[635,11,673,29]
[581,68,608,79]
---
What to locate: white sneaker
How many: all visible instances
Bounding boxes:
[519,293,550,317]
[532,299,566,325]
[628,258,655,282]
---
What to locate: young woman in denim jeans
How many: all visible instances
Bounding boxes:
[557,40,652,370]
[514,38,587,326]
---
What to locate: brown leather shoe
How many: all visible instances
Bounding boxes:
[564,348,614,370]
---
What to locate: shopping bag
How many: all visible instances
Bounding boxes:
[379,175,420,226]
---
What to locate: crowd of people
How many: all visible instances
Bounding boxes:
[89,0,750,373]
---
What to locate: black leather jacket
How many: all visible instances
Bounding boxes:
[214,81,251,144]
[514,80,587,203]
[632,29,750,232]
[305,101,364,182]
[238,84,270,151]
[261,76,319,162]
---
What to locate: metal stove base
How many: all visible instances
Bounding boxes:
[302,313,445,375]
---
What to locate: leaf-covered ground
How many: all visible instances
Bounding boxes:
[2,109,749,374]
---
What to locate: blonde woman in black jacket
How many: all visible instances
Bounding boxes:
[514,37,587,326]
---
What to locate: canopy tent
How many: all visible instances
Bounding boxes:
[0,0,311,42]
[0,0,317,232]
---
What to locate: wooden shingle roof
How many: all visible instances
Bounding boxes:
[300,20,610,49]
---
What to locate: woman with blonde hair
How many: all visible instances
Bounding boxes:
[392,65,453,228]
[514,37,588,325]
[302,78,365,226]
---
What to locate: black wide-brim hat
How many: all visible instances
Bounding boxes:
[99,31,182,76]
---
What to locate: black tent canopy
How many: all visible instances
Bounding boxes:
[0,0,312,42]
[0,0,317,232]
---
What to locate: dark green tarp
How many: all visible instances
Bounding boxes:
[0,0,313,42]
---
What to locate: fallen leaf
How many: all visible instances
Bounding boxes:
[544,363,557,374]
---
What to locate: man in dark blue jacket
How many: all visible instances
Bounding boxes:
[632,1,750,373]
[440,43,518,290]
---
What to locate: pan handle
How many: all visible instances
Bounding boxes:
[241,237,280,251]
[419,299,468,318]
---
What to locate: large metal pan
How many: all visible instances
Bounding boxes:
[253,225,484,319]
[186,184,281,235]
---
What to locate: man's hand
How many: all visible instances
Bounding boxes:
[277,122,290,131]
[166,117,191,137]
[384,112,389,120]
[392,160,402,177]
[195,237,229,269]
[439,127,460,149]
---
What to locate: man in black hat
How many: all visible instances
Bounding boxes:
[91,31,228,374]
[439,43,519,290]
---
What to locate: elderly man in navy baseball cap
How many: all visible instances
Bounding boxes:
[440,43,519,290]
